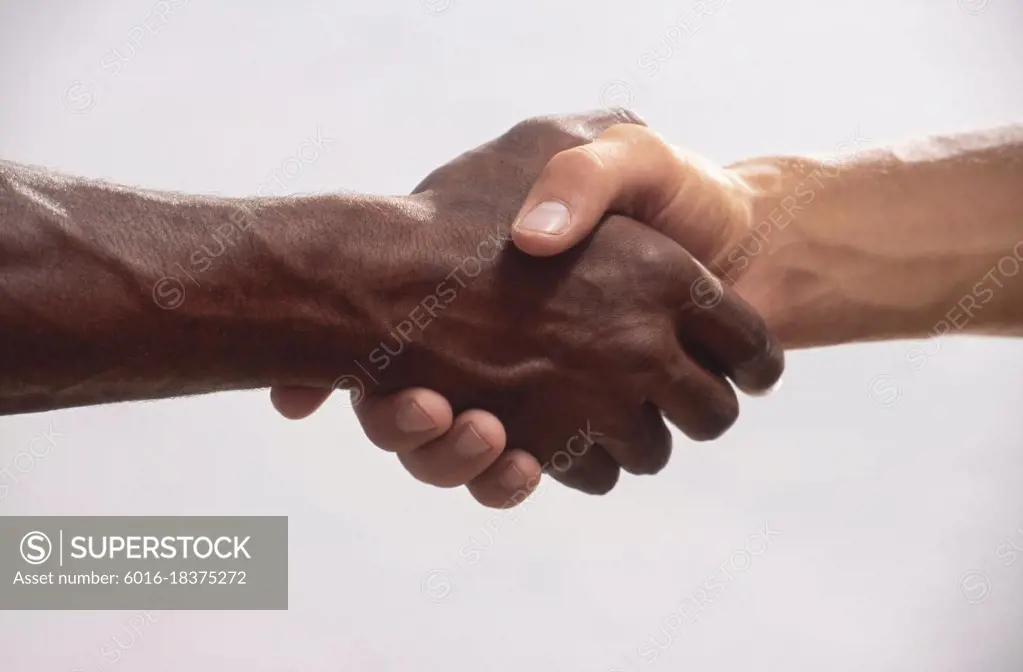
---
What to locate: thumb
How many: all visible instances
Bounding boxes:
[511,124,748,262]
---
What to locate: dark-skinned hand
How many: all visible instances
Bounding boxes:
[272,110,783,506]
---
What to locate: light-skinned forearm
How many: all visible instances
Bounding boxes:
[725,125,1023,349]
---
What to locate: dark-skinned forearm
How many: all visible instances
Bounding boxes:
[0,160,409,415]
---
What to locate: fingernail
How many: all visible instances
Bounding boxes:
[396,400,435,433]
[498,462,525,491]
[454,424,491,458]
[514,201,570,235]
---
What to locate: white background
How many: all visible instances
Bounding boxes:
[1,0,1022,669]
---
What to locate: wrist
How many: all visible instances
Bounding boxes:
[722,154,909,350]
[725,145,1023,349]
[166,192,422,390]
[714,156,818,347]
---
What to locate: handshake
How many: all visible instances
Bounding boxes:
[268,109,785,507]
[7,109,1015,507]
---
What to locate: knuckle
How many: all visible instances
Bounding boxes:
[363,410,436,453]
[546,145,606,181]
[611,327,675,380]
[602,107,647,127]
[504,115,559,143]
[616,107,647,126]
[624,239,686,292]
[633,238,673,268]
